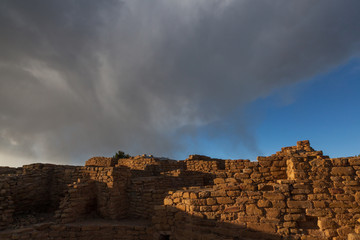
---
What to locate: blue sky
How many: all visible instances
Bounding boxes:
[256,58,360,159]
[184,58,360,160]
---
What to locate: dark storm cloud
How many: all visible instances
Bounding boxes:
[0,0,360,165]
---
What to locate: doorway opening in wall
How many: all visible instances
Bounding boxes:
[159,234,170,240]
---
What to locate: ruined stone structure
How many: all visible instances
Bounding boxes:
[1,140,360,239]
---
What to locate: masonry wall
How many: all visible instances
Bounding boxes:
[1,140,360,240]
[151,141,360,240]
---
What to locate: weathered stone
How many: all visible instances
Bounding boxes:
[331,167,354,176]
[318,218,338,230]
[206,198,217,205]
[263,192,285,200]
[257,199,271,208]
[1,141,360,240]
[246,204,263,216]
[266,208,280,219]
[287,200,312,209]
[348,233,360,240]
[247,222,276,233]
[216,197,234,204]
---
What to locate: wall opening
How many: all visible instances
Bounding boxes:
[159,234,170,240]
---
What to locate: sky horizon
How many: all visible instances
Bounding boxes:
[1,0,360,167]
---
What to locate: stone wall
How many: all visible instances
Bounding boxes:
[151,141,360,240]
[1,140,360,240]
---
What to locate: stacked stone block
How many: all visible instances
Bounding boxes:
[1,140,360,240]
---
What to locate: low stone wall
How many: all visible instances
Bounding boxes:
[0,167,20,175]
[127,172,211,219]
[57,166,131,222]
[85,157,117,167]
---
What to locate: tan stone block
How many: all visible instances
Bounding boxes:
[287,200,312,209]
[283,214,305,221]
[313,201,327,208]
[292,195,307,201]
[246,204,263,216]
[271,200,286,208]
[247,222,276,234]
[283,221,296,228]
[176,204,186,211]
[183,192,190,198]
[189,192,198,199]
[308,193,330,200]
[337,226,353,237]
[355,192,360,202]
[329,200,354,208]
[331,167,354,176]
[356,225,360,234]
[318,218,338,230]
[226,190,240,197]
[349,158,360,166]
[263,192,285,200]
[348,233,360,240]
[216,197,234,204]
[257,199,271,208]
[213,178,225,184]
[211,205,219,211]
[211,190,226,197]
[198,191,210,198]
[206,198,217,205]
[163,198,173,205]
[224,206,241,213]
[266,208,280,218]
[238,215,259,222]
[306,208,332,218]
[199,206,212,212]
[335,194,354,201]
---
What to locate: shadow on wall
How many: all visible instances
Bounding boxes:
[153,205,284,240]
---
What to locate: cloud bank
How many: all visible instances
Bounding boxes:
[0,0,360,166]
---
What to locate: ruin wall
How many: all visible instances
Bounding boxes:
[1,140,360,240]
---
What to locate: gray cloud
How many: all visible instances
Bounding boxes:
[0,0,359,166]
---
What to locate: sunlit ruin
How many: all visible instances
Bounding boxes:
[1,140,360,240]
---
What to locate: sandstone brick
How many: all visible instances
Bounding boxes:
[349,158,360,166]
[216,197,234,204]
[224,206,241,213]
[257,199,271,208]
[164,198,173,205]
[213,178,225,184]
[246,204,263,216]
[287,200,312,209]
[284,214,305,221]
[263,192,285,200]
[266,208,280,218]
[331,167,354,176]
[348,233,360,240]
[318,218,338,230]
[189,192,198,199]
[313,201,327,208]
[206,198,217,205]
[247,222,276,234]
[337,226,353,237]
[271,200,286,208]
